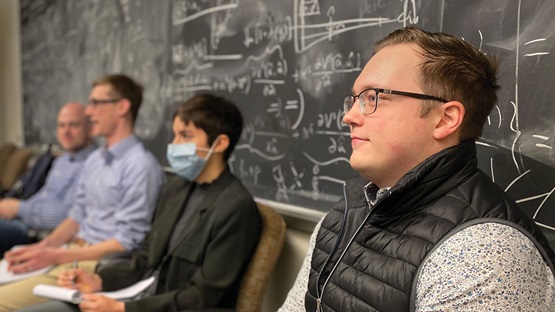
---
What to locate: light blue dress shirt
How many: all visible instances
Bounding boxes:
[68,135,164,250]
[17,144,97,229]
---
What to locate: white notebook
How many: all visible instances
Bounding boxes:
[33,276,155,304]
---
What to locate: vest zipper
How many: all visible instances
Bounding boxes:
[315,183,392,310]
[315,182,350,308]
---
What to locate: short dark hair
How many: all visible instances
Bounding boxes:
[93,74,143,124]
[376,26,500,141]
[174,94,243,160]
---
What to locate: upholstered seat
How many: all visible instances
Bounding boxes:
[185,203,287,312]
[0,147,32,193]
[234,203,287,312]
[0,143,17,179]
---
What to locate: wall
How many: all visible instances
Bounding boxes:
[0,0,23,147]
[264,223,313,311]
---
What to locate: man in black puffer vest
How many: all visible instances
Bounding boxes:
[279,26,555,312]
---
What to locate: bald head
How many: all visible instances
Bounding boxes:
[57,102,93,153]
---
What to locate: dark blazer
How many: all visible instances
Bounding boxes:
[97,168,262,312]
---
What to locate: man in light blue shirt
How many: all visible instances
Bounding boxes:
[68,135,162,250]
[0,74,164,311]
[0,102,96,254]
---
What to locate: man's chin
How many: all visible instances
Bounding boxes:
[59,142,72,151]
[349,157,365,172]
[90,130,101,138]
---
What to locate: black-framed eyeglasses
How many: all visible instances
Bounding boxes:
[87,98,123,107]
[343,88,448,115]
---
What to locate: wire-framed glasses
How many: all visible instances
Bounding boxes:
[343,88,448,115]
[87,98,123,107]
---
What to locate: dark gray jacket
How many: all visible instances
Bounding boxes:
[98,168,261,312]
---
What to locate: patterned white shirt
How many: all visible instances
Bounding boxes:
[416,222,555,311]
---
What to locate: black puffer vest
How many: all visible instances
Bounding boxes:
[305,140,555,312]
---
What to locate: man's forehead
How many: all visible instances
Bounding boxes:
[58,108,85,123]
[354,44,422,90]
[90,84,114,97]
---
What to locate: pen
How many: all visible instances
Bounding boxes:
[71,260,78,288]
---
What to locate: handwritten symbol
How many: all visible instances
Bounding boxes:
[524,38,549,57]
[533,135,553,150]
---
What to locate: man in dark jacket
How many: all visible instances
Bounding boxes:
[279,26,555,312]
[22,94,262,312]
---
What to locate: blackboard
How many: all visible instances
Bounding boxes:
[20,0,555,244]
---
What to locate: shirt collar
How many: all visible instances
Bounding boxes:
[101,135,139,163]
[68,144,97,162]
[364,182,391,206]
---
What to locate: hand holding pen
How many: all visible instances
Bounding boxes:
[57,262,103,293]
[57,260,79,289]
[71,260,78,288]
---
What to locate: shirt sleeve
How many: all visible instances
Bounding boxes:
[67,163,88,224]
[111,158,163,250]
[278,217,323,312]
[415,222,555,311]
[18,157,83,228]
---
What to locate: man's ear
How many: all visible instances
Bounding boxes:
[433,101,465,140]
[214,134,230,153]
[117,98,132,118]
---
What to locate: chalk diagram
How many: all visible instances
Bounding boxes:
[20,0,171,149]
[443,0,554,238]
[169,0,428,208]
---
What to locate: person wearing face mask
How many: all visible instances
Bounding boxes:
[21,94,262,312]
[166,136,219,182]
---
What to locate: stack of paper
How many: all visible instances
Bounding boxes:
[0,259,53,284]
[32,276,155,303]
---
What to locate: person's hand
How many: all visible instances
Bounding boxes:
[58,268,102,293]
[0,198,20,220]
[79,294,125,312]
[4,244,57,273]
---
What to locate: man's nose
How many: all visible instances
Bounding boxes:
[342,107,356,125]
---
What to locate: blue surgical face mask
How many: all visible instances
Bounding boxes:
[166,140,217,181]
